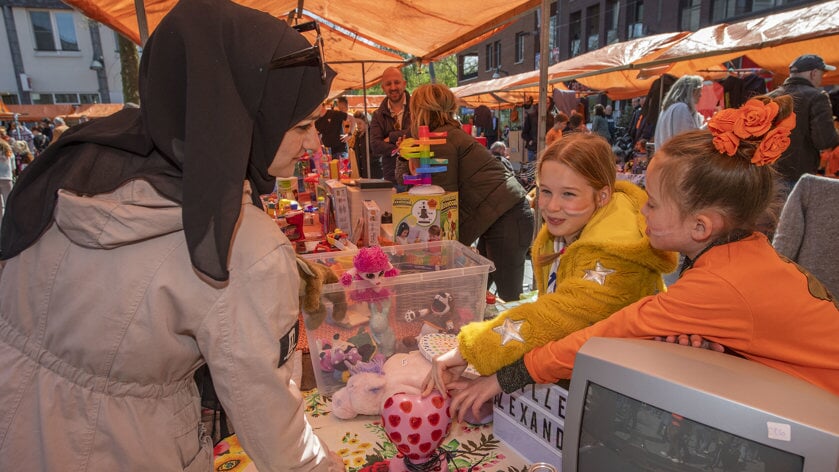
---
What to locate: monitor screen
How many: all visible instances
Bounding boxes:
[562,338,839,472]
[578,382,803,471]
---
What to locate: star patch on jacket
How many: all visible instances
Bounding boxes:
[493,318,525,346]
[278,322,300,368]
[582,260,615,286]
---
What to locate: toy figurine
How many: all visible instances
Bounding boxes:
[340,247,400,356]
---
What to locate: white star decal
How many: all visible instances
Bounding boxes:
[493,318,526,346]
[582,261,616,286]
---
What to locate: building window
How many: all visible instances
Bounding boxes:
[586,5,600,52]
[30,93,55,105]
[54,93,78,103]
[80,93,100,104]
[628,0,646,38]
[712,0,782,22]
[493,41,501,71]
[606,0,620,44]
[1,94,20,105]
[485,44,493,71]
[570,11,582,57]
[460,53,479,81]
[29,10,79,52]
[515,32,526,64]
[680,0,702,30]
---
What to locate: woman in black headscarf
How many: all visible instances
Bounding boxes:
[0,0,343,470]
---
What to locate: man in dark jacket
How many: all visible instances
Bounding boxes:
[370,67,411,187]
[520,96,538,162]
[770,54,839,189]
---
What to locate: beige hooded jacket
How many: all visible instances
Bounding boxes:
[0,180,330,471]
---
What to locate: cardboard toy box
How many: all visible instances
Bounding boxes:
[493,383,569,466]
[320,179,351,235]
[300,240,493,395]
[391,192,458,244]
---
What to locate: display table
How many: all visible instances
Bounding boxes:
[213,388,530,471]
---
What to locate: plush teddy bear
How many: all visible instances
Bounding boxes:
[330,351,432,420]
[296,256,347,330]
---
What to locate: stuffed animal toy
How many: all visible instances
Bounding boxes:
[403,292,458,332]
[340,246,399,356]
[330,351,431,420]
[296,256,347,330]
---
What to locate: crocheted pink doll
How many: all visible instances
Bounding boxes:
[340,247,400,355]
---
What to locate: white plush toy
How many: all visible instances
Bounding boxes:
[330,351,432,419]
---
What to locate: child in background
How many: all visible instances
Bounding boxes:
[432,133,676,381]
[427,95,839,421]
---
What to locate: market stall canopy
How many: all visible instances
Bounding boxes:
[453,31,690,104]
[64,103,125,119]
[513,31,692,100]
[5,105,75,122]
[62,0,538,77]
[634,0,839,86]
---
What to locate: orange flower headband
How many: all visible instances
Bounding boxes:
[707,98,796,166]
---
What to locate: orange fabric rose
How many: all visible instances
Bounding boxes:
[751,112,796,166]
[712,131,740,156]
[708,108,739,135]
[734,99,779,139]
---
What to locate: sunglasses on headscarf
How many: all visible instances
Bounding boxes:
[269,21,327,83]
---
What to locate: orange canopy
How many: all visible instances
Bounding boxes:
[63,0,539,93]
[634,0,839,86]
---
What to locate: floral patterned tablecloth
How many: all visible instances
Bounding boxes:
[213,389,530,472]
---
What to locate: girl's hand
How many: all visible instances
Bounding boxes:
[655,334,725,352]
[421,348,467,396]
[447,375,502,423]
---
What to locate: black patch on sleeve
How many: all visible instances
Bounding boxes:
[278,322,299,368]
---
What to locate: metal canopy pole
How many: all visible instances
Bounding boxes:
[133,0,149,46]
[537,0,550,158]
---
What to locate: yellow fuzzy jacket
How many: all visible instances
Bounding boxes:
[458,181,678,375]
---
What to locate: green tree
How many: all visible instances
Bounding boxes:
[349,55,458,95]
[118,34,140,105]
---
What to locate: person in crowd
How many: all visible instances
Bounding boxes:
[653,75,704,149]
[12,140,33,175]
[627,96,645,147]
[0,140,13,219]
[426,95,839,421]
[545,112,568,147]
[39,118,53,142]
[565,112,588,136]
[473,105,498,148]
[0,0,344,470]
[50,117,69,144]
[773,174,839,297]
[421,132,676,390]
[315,96,354,158]
[405,83,536,302]
[350,111,379,178]
[6,120,33,155]
[591,104,612,144]
[769,54,839,190]
[31,126,49,155]
[370,67,411,188]
[489,141,514,173]
[521,96,539,162]
[604,104,617,138]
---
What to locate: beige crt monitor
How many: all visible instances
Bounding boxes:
[562,338,839,472]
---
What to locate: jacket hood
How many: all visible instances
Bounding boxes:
[55,180,182,250]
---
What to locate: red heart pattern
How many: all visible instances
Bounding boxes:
[381,391,452,461]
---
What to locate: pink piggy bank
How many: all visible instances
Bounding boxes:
[381,391,452,471]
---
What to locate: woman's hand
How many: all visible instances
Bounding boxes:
[447,375,502,424]
[421,348,467,396]
[655,334,725,352]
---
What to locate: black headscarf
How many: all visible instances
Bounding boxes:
[0,0,334,282]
